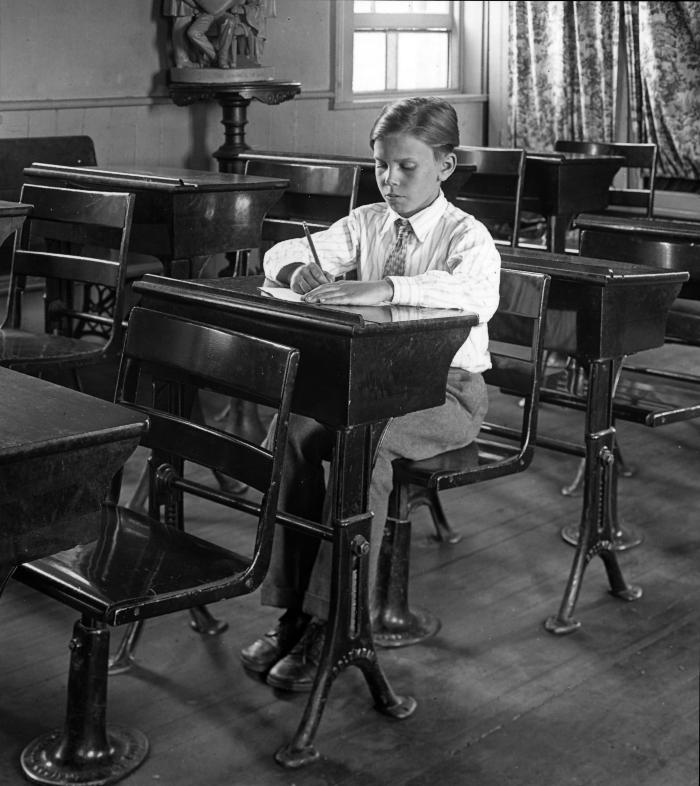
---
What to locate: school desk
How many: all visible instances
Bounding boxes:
[522,152,625,253]
[132,272,477,768]
[22,163,288,279]
[499,247,687,634]
[0,367,147,596]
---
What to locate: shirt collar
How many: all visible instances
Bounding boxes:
[380,190,448,243]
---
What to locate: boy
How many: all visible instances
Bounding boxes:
[242,97,501,692]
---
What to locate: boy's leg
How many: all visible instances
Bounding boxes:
[302,369,488,620]
[260,413,334,610]
[243,413,333,674]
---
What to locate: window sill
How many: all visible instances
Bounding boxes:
[331,92,487,111]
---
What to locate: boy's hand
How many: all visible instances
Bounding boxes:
[303,280,393,305]
[288,262,334,294]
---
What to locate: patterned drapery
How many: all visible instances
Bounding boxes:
[625,1,700,179]
[507,1,700,179]
[507,1,620,149]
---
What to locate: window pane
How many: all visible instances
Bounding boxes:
[353,1,373,11]
[375,1,414,11]
[396,32,448,89]
[353,32,386,92]
[373,1,449,12]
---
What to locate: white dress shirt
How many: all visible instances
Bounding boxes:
[263,192,501,372]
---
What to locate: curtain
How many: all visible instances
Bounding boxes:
[625,1,700,179]
[507,1,620,149]
[507,1,700,180]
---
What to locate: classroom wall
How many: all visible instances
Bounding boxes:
[0,0,487,170]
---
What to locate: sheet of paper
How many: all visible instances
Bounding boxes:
[258,286,304,302]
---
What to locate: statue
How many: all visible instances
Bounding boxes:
[162,0,198,68]
[163,0,277,80]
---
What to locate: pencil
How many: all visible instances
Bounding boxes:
[302,221,322,267]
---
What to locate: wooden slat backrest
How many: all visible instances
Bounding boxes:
[117,306,299,495]
[454,146,527,247]
[2,184,134,346]
[484,268,550,399]
[241,156,361,240]
[0,135,96,202]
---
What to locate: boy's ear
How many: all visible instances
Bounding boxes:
[438,151,457,181]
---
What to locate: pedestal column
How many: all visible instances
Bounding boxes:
[169,79,301,173]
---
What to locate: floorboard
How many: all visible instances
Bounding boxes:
[1,346,698,786]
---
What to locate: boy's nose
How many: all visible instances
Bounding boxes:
[383,166,399,186]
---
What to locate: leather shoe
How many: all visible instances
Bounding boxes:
[266,617,326,693]
[240,611,309,674]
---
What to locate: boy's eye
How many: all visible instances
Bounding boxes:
[401,163,417,171]
[375,162,387,170]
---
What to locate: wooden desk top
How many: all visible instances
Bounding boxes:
[0,368,147,575]
[527,151,625,165]
[23,163,288,192]
[23,164,289,274]
[575,212,700,241]
[500,246,689,285]
[0,200,33,216]
[0,200,31,249]
[134,274,477,428]
[500,247,687,359]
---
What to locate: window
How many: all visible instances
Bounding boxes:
[334,1,485,109]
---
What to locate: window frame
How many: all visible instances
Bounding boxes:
[333,0,486,110]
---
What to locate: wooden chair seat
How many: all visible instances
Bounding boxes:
[13,305,300,785]
[394,438,530,488]
[372,269,551,648]
[0,328,107,365]
[25,504,254,626]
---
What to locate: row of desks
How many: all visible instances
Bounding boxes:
[234,149,625,254]
[0,160,694,767]
[1,161,694,636]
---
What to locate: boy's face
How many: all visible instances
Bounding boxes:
[373,133,456,218]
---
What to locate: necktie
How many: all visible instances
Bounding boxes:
[382,218,412,277]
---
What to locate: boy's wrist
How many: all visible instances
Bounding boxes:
[383,277,396,301]
[277,262,304,286]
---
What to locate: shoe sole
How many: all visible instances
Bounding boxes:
[240,650,281,673]
[266,672,315,693]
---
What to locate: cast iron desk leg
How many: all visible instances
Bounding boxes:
[545,358,643,635]
[275,424,416,768]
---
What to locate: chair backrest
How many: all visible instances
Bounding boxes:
[0,135,97,275]
[0,135,97,203]
[479,268,551,471]
[2,183,135,354]
[554,140,657,217]
[115,305,300,592]
[239,154,361,244]
[454,146,527,247]
[237,149,474,210]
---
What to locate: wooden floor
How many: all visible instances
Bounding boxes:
[1,345,698,786]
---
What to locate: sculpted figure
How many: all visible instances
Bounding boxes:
[163,0,276,69]
[162,0,198,67]
[217,2,253,68]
